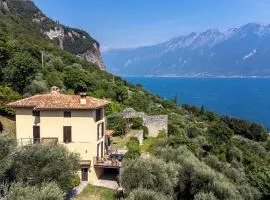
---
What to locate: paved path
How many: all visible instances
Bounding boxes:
[94,173,119,190]
[66,181,88,199]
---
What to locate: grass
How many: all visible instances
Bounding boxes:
[73,184,115,200]
[141,137,164,153]
[111,129,139,149]
[0,115,15,135]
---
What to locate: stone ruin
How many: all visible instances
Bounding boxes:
[121,108,168,137]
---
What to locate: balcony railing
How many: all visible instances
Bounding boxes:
[18,138,58,146]
[93,154,124,168]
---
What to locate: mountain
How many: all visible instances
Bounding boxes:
[0,1,270,199]
[103,23,270,76]
[0,0,105,70]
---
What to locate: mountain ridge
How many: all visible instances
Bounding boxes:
[0,0,105,70]
[103,22,270,76]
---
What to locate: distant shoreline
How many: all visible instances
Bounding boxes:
[120,75,270,78]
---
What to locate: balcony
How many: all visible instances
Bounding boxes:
[93,151,126,168]
[18,138,58,146]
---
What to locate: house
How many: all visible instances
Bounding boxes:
[8,86,119,184]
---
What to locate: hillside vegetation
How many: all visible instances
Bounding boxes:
[0,1,270,200]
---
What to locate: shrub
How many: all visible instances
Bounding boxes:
[131,118,143,129]
[187,126,201,138]
[125,138,140,160]
[226,146,243,163]
[107,117,128,137]
[12,144,80,191]
[194,192,217,200]
[142,126,149,138]
[126,188,172,200]
[4,182,65,200]
[68,173,80,189]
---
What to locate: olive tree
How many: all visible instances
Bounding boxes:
[11,144,80,191]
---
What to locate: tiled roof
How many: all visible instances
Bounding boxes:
[105,130,114,136]
[8,93,110,110]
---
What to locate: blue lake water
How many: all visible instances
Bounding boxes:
[124,77,270,129]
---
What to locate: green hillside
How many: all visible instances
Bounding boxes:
[0,1,270,199]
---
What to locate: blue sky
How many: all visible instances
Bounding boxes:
[33,0,270,49]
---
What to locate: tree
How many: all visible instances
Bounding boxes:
[127,188,172,200]
[0,134,15,177]
[120,157,178,196]
[0,85,21,115]
[107,117,128,136]
[4,182,65,200]
[11,145,80,191]
[3,52,39,93]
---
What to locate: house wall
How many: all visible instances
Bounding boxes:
[15,108,105,184]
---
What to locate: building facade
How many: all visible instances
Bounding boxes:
[8,87,111,184]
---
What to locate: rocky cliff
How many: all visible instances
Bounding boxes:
[2,0,105,70]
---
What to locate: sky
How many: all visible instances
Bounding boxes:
[33,0,270,49]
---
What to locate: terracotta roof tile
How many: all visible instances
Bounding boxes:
[8,93,110,110]
[105,130,114,136]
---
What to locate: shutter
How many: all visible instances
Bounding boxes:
[33,126,40,144]
[63,126,72,143]
[67,127,71,142]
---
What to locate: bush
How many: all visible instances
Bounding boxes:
[194,192,217,200]
[226,146,243,163]
[68,173,80,189]
[4,182,65,200]
[12,144,80,191]
[142,126,149,138]
[107,117,128,137]
[131,118,143,129]
[125,138,141,159]
[127,188,172,200]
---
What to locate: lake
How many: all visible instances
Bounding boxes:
[124,77,270,129]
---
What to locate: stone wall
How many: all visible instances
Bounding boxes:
[121,108,168,137]
[143,115,168,137]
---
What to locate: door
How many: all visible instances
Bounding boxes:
[33,126,40,144]
[81,168,88,181]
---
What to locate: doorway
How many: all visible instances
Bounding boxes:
[81,168,88,181]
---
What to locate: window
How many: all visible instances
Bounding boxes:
[95,108,103,122]
[97,141,104,157]
[32,110,40,117]
[63,126,72,143]
[64,111,71,118]
[97,122,104,140]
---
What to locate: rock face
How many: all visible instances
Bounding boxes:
[0,0,9,11]
[78,43,106,70]
[3,0,105,70]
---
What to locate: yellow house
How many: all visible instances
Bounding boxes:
[8,87,117,184]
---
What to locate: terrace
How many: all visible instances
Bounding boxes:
[93,150,127,169]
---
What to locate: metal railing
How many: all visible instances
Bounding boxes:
[93,156,123,168]
[18,138,58,146]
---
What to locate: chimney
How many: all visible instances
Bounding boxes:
[79,92,87,104]
[51,86,60,94]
